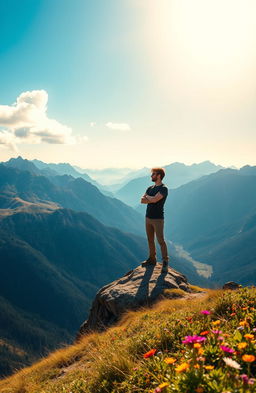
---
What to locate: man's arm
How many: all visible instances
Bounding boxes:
[141,192,163,204]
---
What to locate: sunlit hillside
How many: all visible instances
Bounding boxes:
[0,286,255,393]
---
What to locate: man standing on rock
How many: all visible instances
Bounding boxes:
[140,167,169,273]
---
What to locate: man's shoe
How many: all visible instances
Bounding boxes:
[141,258,157,267]
[161,260,169,273]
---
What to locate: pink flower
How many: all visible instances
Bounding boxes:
[200,310,211,315]
[182,335,207,345]
[211,329,223,335]
[220,345,235,353]
[241,374,249,383]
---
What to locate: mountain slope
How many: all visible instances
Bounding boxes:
[0,286,255,393]
[0,163,144,236]
[0,207,148,377]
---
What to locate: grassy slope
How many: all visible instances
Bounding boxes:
[0,286,256,393]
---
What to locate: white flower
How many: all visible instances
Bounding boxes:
[223,357,241,369]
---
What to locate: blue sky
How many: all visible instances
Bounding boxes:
[0,0,256,168]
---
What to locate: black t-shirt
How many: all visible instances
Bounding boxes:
[145,183,168,219]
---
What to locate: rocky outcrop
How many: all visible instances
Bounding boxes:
[76,263,192,340]
[223,281,242,290]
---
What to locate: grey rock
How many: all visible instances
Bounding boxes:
[76,263,191,340]
[223,281,242,290]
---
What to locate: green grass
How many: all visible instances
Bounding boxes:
[0,287,256,392]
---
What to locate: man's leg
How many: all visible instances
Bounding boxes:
[153,219,169,262]
[145,217,156,261]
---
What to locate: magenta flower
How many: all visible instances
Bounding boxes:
[200,310,211,315]
[241,374,249,384]
[182,335,207,344]
[220,345,235,353]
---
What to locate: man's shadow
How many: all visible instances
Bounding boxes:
[134,264,168,306]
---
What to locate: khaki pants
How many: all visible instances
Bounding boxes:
[145,217,169,262]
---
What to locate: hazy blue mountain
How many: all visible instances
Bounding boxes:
[0,207,148,377]
[76,166,138,186]
[195,213,256,286]
[116,161,224,206]
[164,166,256,247]
[0,163,144,236]
[4,155,58,177]
[31,158,113,196]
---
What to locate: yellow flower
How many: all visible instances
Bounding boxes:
[244,334,254,340]
[198,348,204,355]
[158,382,169,389]
[242,354,255,362]
[212,320,221,326]
[194,343,201,348]
[239,320,249,327]
[194,363,200,368]
[204,365,214,370]
[237,342,248,350]
[164,357,176,364]
[175,362,190,372]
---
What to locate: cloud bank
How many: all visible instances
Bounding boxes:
[0,90,78,151]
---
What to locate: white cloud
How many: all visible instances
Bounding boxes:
[105,122,131,131]
[90,122,96,127]
[0,90,83,151]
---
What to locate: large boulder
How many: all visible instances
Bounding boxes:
[76,263,192,340]
[223,281,242,290]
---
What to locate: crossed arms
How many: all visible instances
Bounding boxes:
[140,192,164,204]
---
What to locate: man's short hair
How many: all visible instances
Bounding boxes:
[151,167,165,180]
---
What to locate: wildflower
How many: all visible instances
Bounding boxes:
[159,382,169,388]
[200,330,209,336]
[204,365,214,370]
[211,329,222,335]
[223,357,241,369]
[194,364,200,368]
[200,310,211,315]
[212,320,221,326]
[242,354,255,362]
[143,349,157,358]
[217,336,224,341]
[164,357,176,364]
[158,382,169,390]
[244,334,254,340]
[241,374,249,383]
[195,388,204,393]
[237,342,248,350]
[194,343,201,348]
[220,345,235,353]
[182,335,206,345]
[175,362,190,372]
[230,312,236,316]
[239,320,249,327]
